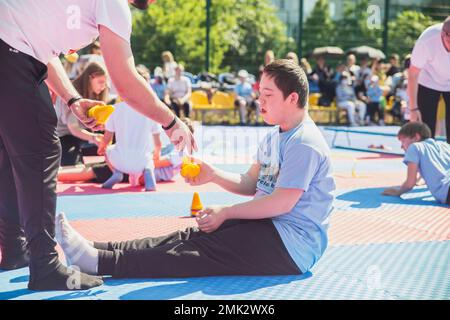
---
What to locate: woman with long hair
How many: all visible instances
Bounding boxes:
[55,62,109,166]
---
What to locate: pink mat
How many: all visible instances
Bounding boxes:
[57,175,227,195]
[61,207,449,252]
[57,171,412,195]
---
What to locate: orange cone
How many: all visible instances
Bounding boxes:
[190,192,203,217]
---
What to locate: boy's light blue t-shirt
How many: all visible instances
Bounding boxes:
[254,117,336,273]
[403,139,450,204]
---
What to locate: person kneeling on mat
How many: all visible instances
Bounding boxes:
[56,60,336,280]
[383,122,450,205]
[57,118,195,185]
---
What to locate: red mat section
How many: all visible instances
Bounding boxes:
[64,207,449,251]
[58,151,405,195]
[57,175,227,195]
[55,217,197,261]
[329,208,449,246]
[57,172,407,195]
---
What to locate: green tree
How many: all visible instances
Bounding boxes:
[220,0,295,74]
[388,10,437,60]
[302,0,336,54]
[131,1,227,74]
[131,0,292,75]
[335,0,383,50]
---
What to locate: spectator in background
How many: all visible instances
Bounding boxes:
[366,75,385,126]
[89,40,102,56]
[332,62,346,83]
[151,75,167,103]
[165,64,192,118]
[355,56,372,88]
[55,62,108,166]
[390,54,411,123]
[355,72,370,108]
[63,52,79,79]
[136,64,150,83]
[161,50,177,80]
[264,50,275,66]
[386,53,401,77]
[256,49,276,93]
[70,41,105,80]
[336,71,367,126]
[392,77,409,123]
[391,54,410,89]
[371,58,387,85]
[346,54,360,83]
[312,55,334,106]
[139,64,167,104]
[301,58,319,94]
[286,51,299,65]
[234,69,258,125]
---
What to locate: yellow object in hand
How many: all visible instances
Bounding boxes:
[64,52,79,64]
[87,105,115,125]
[180,157,201,179]
[190,192,203,217]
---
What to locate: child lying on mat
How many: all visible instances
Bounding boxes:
[383,122,450,205]
[57,119,193,185]
[55,59,336,279]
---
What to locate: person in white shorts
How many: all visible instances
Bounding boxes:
[99,101,162,191]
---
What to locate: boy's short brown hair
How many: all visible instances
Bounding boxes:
[263,59,309,109]
[398,122,432,140]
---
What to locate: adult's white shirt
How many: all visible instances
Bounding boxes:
[105,102,162,174]
[0,0,132,65]
[411,23,450,92]
[167,76,192,99]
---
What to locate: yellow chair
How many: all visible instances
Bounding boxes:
[212,91,235,109]
[308,93,339,124]
[191,90,212,109]
[308,93,321,107]
[211,91,236,122]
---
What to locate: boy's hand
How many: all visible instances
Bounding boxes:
[97,144,107,156]
[196,206,229,233]
[382,188,401,197]
[184,157,216,186]
[91,133,104,147]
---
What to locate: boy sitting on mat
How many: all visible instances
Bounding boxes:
[383,122,450,205]
[55,59,336,279]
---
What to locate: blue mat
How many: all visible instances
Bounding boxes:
[57,192,250,221]
[1,241,447,300]
[56,185,442,222]
[334,186,445,210]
